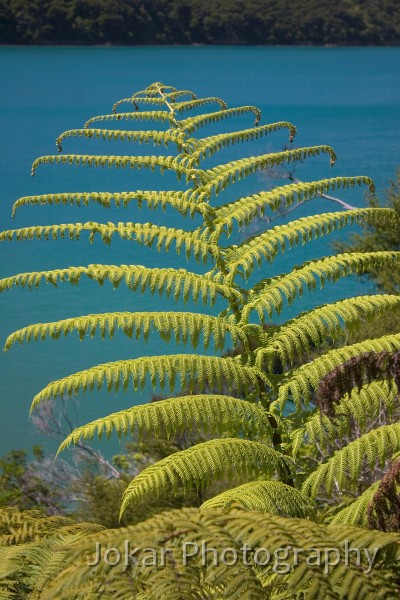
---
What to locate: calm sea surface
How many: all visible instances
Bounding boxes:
[0,46,399,456]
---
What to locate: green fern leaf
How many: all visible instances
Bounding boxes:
[0,222,220,263]
[226,208,397,278]
[180,121,297,167]
[31,354,270,410]
[191,146,336,202]
[56,395,272,455]
[291,381,397,458]
[120,439,289,516]
[302,423,400,497]
[112,96,227,114]
[213,176,375,234]
[201,480,314,518]
[30,154,200,181]
[12,190,205,218]
[179,105,262,133]
[0,264,242,307]
[326,483,380,526]
[275,333,400,411]
[5,311,247,351]
[262,294,400,368]
[84,110,174,128]
[243,251,400,321]
[55,128,193,152]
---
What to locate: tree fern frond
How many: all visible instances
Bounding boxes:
[244,251,400,321]
[12,190,205,218]
[191,146,337,201]
[173,97,228,113]
[201,480,314,518]
[0,222,220,263]
[179,122,297,167]
[213,176,375,234]
[291,381,397,457]
[0,264,242,306]
[112,96,227,114]
[326,483,380,526]
[56,395,272,455]
[275,334,400,411]
[31,153,200,181]
[162,89,197,101]
[31,354,269,410]
[55,128,194,152]
[5,311,247,351]
[84,110,174,128]
[262,295,400,368]
[112,96,169,111]
[225,208,397,278]
[120,439,289,516]
[302,423,400,497]
[179,106,262,133]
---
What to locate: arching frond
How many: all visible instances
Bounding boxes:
[12,190,206,218]
[31,354,270,410]
[120,439,289,515]
[326,483,380,526]
[302,423,400,498]
[191,146,337,202]
[31,153,199,181]
[262,294,400,368]
[179,106,262,133]
[84,110,173,128]
[5,311,247,351]
[112,96,227,114]
[112,96,169,111]
[180,122,297,167]
[226,208,397,278]
[173,97,228,113]
[0,264,242,306]
[55,128,193,152]
[213,176,375,234]
[162,89,197,101]
[201,480,314,518]
[56,395,272,455]
[276,334,400,411]
[290,381,397,457]
[244,251,400,321]
[0,222,220,263]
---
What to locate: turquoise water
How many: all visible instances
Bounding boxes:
[0,46,399,456]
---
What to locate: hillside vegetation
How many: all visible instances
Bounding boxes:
[1,0,399,45]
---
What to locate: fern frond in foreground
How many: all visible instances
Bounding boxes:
[5,506,400,600]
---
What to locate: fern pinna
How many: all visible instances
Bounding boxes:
[2,81,400,532]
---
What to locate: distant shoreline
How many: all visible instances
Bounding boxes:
[1,43,399,48]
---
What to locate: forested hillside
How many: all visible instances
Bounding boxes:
[1,0,399,45]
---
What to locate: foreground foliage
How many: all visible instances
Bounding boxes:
[1,506,400,599]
